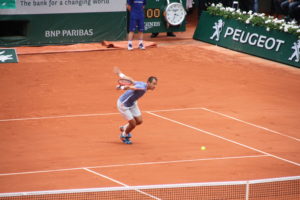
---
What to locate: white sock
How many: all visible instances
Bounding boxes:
[123,123,129,130]
[121,131,126,137]
[139,40,143,45]
[128,40,132,45]
[121,124,129,137]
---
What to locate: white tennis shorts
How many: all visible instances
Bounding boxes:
[117,100,141,121]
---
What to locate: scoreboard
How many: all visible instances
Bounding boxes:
[143,0,186,33]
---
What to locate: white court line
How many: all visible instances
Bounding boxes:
[0,112,120,122]
[147,111,300,167]
[0,107,298,142]
[0,155,266,176]
[83,168,161,200]
[201,107,300,142]
[0,108,201,122]
[149,107,299,142]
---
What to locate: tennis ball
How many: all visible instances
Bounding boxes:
[201,146,206,150]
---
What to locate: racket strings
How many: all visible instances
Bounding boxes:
[118,78,133,86]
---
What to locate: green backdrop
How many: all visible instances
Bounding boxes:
[193,12,300,68]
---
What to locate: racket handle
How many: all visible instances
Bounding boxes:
[116,85,126,90]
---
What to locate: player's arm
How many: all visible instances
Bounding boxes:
[114,66,136,83]
[117,85,145,91]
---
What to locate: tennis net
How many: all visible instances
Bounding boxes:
[0,176,299,200]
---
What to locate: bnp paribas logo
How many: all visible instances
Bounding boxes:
[0,0,16,9]
[210,19,225,41]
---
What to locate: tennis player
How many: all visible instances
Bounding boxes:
[115,68,157,144]
[127,0,147,50]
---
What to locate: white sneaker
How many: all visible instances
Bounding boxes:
[138,43,145,50]
[128,43,133,51]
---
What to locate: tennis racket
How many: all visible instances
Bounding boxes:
[118,78,134,86]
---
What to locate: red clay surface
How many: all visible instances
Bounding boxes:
[0,18,299,196]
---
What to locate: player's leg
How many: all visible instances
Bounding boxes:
[123,116,142,134]
[117,101,134,144]
[128,17,137,50]
[134,115,143,126]
[137,17,145,50]
[125,119,137,134]
[130,103,143,127]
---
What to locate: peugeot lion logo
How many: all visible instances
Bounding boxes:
[289,40,300,63]
[210,19,225,41]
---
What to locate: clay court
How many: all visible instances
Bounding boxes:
[0,21,299,199]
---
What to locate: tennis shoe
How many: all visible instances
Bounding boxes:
[120,133,132,144]
[128,43,133,51]
[138,43,145,50]
[125,139,132,144]
[120,126,132,139]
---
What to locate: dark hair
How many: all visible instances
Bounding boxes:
[147,76,158,83]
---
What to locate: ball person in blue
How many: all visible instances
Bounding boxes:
[115,67,157,144]
[127,0,147,50]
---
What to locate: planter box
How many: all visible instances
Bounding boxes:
[193,11,300,68]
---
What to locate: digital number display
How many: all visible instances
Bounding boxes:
[145,8,161,19]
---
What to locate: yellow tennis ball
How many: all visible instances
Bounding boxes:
[201,146,206,150]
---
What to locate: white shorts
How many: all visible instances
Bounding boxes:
[117,100,141,121]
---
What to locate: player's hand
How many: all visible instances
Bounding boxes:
[116,85,127,90]
[113,66,121,75]
[116,85,122,90]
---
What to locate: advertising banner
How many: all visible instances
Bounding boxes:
[0,0,127,46]
[193,12,300,68]
[0,0,125,14]
[0,0,188,46]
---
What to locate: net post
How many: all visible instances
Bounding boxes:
[245,181,250,200]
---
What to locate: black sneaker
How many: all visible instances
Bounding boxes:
[151,33,159,38]
[167,32,176,37]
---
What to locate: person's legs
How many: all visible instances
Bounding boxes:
[124,118,139,134]
[138,32,145,49]
[253,0,259,12]
[167,32,176,37]
[128,32,134,41]
[127,32,134,50]
[294,5,300,23]
[137,18,145,49]
[117,101,134,143]
[134,115,143,126]
[280,0,290,16]
[288,2,300,19]
[151,33,159,38]
[118,102,143,144]
[128,16,137,50]
[273,0,282,16]
[125,102,143,132]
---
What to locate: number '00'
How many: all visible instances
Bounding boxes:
[146,9,160,18]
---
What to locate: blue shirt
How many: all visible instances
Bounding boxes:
[127,0,146,18]
[119,81,147,107]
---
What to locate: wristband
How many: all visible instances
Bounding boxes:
[120,86,126,90]
[119,73,126,78]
